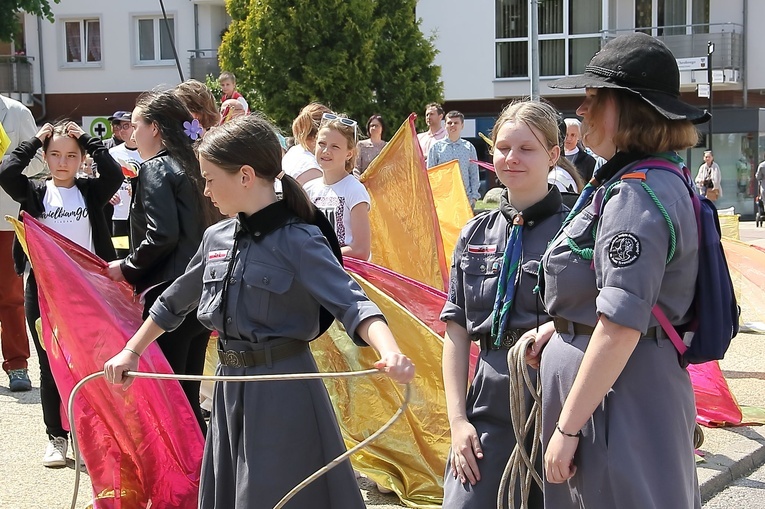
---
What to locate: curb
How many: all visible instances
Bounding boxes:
[699,433,765,502]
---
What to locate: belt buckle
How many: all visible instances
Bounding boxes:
[501,329,519,349]
[220,349,244,368]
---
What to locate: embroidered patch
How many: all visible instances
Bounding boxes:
[467,244,497,254]
[209,250,228,260]
[608,232,641,267]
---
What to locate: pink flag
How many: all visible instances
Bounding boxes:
[21,213,203,508]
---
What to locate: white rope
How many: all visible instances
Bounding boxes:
[67,368,410,509]
[497,335,543,509]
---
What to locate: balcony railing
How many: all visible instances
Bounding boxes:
[188,49,220,82]
[0,55,34,94]
[601,23,744,73]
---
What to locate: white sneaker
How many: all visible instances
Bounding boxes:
[42,436,68,468]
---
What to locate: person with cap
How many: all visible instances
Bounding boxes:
[104,111,132,149]
[524,32,708,509]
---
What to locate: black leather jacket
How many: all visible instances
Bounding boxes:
[121,151,206,294]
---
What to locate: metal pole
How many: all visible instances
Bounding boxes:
[159,0,185,83]
[530,0,540,100]
[707,41,714,152]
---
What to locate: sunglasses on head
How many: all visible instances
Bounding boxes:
[321,113,358,141]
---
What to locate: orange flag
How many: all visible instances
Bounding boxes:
[360,114,448,291]
[427,160,474,266]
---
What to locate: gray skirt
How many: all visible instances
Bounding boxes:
[443,348,543,509]
[199,345,364,509]
[540,332,701,509]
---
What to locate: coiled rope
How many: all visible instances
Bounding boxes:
[497,335,543,509]
[67,369,410,509]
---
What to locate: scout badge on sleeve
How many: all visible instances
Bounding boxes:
[605,158,739,364]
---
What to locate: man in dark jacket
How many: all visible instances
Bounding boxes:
[103,111,132,149]
[564,118,596,183]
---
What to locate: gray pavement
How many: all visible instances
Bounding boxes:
[1,221,764,508]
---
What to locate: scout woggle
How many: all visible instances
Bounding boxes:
[67,369,411,509]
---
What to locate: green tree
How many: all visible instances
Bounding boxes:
[1,0,59,43]
[368,0,443,136]
[219,0,442,134]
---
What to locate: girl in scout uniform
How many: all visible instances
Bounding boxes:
[104,114,415,509]
[526,33,708,509]
[441,100,567,508]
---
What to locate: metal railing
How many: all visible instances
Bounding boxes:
[601,23,744,70]
[0,55,34,94]
[188,49,220,82]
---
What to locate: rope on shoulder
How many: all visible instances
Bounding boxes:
[497,335,543,509]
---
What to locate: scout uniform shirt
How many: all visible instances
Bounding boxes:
[541,156,698,333]
[150,200,383,344]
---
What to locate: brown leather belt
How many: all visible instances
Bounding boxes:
[553,317,659,338]
[218,339,307,368]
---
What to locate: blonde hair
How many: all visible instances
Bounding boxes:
[491,100,561,153]
[318,115,358,173]
[587,89,699,153]
[292,102,332,150]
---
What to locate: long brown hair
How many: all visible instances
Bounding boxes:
[173,79,221,130]
[198,115,315,222]
[134,90,219,227]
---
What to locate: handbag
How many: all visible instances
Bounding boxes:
[706,188,720,201]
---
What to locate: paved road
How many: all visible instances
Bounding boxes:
[704,463,765,508]
[2,221,764,508]
[0,345,405,509]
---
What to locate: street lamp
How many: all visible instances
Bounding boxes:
[707,41,715,151]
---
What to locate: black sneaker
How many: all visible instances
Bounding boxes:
[9,369,32,392]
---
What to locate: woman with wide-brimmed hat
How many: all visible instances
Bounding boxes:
[524,32,707,508]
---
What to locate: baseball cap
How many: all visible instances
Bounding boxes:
[108,111,132,122]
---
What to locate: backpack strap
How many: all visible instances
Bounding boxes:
[612,158,695,355]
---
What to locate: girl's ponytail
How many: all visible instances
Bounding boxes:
[280,173,316,223]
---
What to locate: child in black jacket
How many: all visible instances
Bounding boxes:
[0,120,122,467]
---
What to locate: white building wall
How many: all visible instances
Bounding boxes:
[743,0,765,90]
[23,0,209,95]
[417,0,496,101]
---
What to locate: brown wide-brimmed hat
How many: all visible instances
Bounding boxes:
[549,32,711,125]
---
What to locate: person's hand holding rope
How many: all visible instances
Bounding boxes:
[523,321,556,370]
[104,348,141,390]
[374,351,415,384]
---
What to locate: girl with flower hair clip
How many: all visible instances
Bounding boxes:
[105,90,219,432]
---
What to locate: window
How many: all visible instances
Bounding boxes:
[495,0,601,79]
[635,0,710,35]
[134,16,175,64]
[62,18,101,66]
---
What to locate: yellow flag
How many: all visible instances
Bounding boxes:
[427,160,474,264]
[360,114,448,290]
[0,122,11,158]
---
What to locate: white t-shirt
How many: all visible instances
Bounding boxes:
[548,166,579,193]
[303,174,370,248]
[109,144,143,221]
[39,180,94,253]
[282,145,321,181]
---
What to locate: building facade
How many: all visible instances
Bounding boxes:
[418,0,765,217]
[1,0,228,138]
